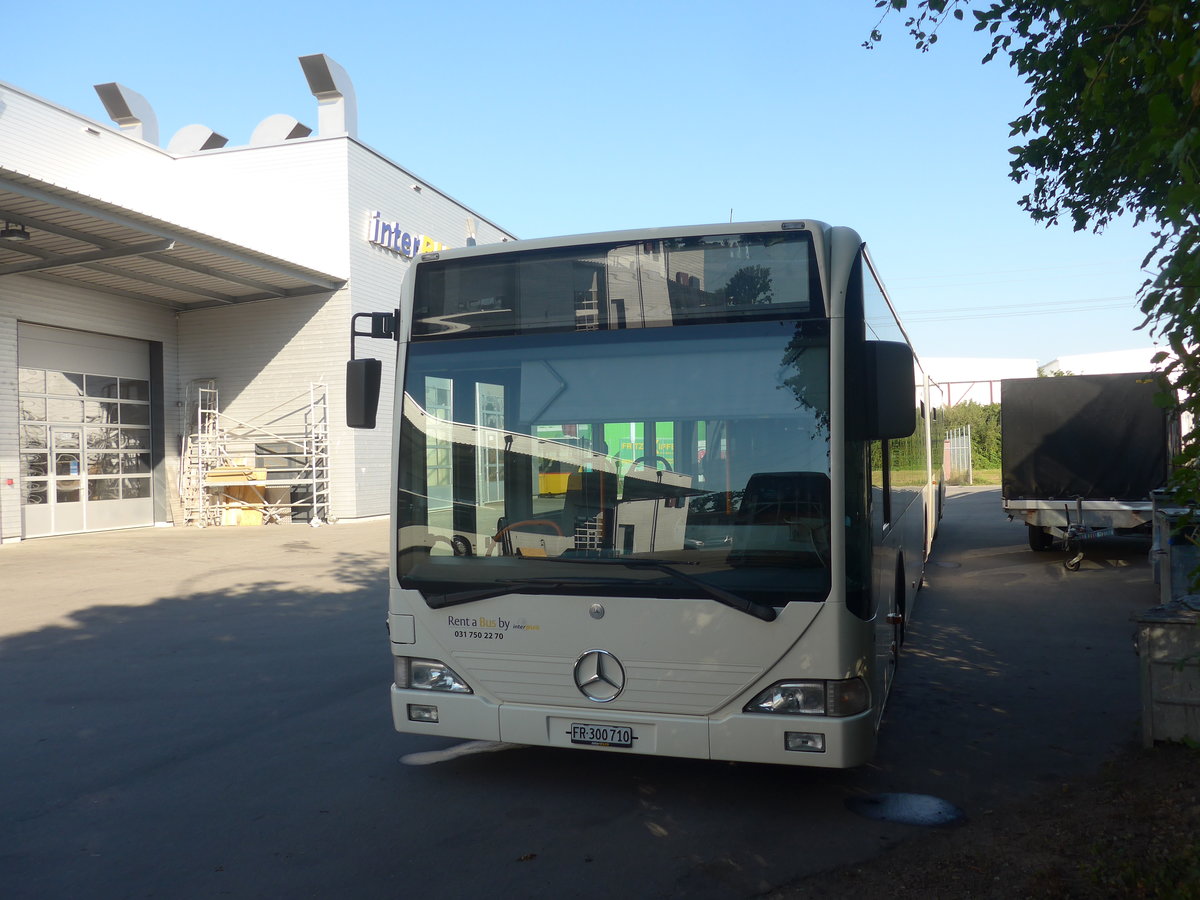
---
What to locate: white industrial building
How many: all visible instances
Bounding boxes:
[0,55,515,542]
[1038,348,1166,377]
[923,357,1040,406]
[925,349,1168,408]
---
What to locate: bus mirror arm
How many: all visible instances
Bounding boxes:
[346,310,399,429]
[350,310,399,360]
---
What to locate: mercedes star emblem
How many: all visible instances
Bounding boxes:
[573,649,625,702]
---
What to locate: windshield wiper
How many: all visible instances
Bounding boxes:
[531,556,778,622]
[427,577,632,608]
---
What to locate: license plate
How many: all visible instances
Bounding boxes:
[570,722,634,748]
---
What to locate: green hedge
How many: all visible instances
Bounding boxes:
[944,401,1002,469]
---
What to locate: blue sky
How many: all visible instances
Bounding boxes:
[5,0,1161,365]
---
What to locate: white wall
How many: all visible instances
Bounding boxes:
[0,83,350,278]
[0,82,175,214]
[169,139,352,518]
[175,290,344,525]
[171,139,352,277]
[338,141,515,519]
[0,315,17,541]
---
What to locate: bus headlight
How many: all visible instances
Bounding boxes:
[744,681,826,715]
[743,678,868,717]
[394,657,473,693]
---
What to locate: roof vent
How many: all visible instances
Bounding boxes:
[93,82,160,146]
[299,53,358,138]
[168,125,229,153]
[249,114,313,146]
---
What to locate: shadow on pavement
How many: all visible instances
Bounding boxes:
[0,492,1165,899]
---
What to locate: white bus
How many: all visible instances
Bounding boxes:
[348,220,943,768]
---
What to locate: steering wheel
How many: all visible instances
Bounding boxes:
[488,518,565,556]
[630,455,673,472]
[493,519,564,539]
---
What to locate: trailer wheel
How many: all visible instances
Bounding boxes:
[1027,525,1054,552]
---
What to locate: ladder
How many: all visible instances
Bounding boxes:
[305,382,330,525]
[179,380,223,526]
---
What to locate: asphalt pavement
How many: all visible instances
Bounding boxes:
[0,488,1160,899]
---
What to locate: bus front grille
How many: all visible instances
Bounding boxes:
[453,650,763,715]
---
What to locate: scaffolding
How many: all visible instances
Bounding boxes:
[180,381,330,527]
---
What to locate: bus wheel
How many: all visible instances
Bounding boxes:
[1027,525,1054,552]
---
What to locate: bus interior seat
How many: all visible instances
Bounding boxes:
[730,471,831,566]
[736,472,829,522]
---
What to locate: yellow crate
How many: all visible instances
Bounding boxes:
[221,500,264,527]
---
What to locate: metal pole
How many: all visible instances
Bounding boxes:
[967,423,974,485]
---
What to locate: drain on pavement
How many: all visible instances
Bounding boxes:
[845,792,966,827]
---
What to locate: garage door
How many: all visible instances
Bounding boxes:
[17,324,154,537]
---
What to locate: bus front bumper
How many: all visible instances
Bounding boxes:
[391,686,876,768]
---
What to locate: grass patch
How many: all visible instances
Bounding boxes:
[946,468,1001,486]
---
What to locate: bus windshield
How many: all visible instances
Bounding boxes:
[396,319,832,609]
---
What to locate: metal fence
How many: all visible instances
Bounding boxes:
[947,425,973,485]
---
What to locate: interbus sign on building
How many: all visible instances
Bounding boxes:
[346,220,944,768]
[367,210,448,258]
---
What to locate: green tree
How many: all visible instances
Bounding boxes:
[867,1,1200,500]
[722,265,774,306]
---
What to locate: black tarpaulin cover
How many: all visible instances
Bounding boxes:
[1001,373,1170,501]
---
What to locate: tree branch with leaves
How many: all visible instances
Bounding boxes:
[868,0,1200,503]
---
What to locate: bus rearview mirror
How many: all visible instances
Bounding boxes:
[347,358,382,429]
[867,341,916,440]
